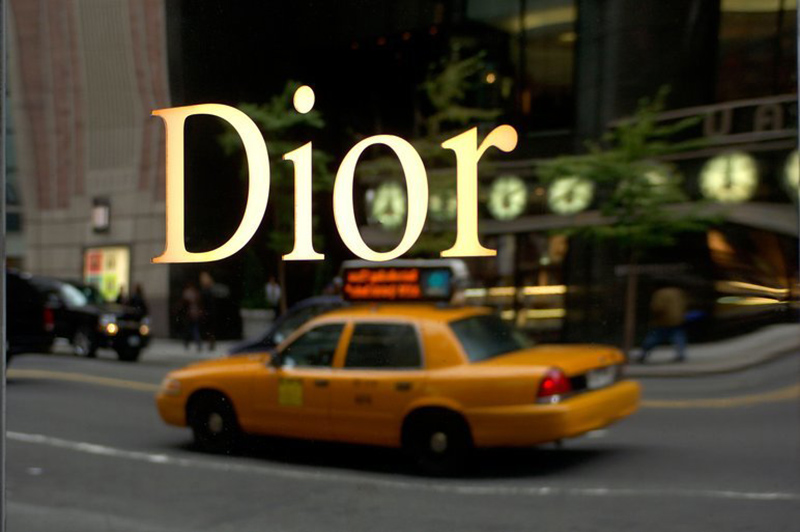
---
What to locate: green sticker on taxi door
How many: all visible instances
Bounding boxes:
[278,378,303,407]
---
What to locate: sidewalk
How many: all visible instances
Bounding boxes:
[624,323,800,378]
[139,323,800,378]
[139,339,241,363]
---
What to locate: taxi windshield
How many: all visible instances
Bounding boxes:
[450,314,534,362]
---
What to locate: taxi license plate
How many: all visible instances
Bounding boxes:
[586,366,616,390]
[127,335,141,347]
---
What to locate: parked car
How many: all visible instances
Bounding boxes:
[158,304,640,474]
[6,270,57,361]
[28,277,150,362]
[228,295,346,355]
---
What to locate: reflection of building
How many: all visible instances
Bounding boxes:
[8,0,171,334]
[347,0,799,344]
[8,0,797,343]
[5,101,25,269]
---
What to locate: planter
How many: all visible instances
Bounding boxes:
[239,308,276,340]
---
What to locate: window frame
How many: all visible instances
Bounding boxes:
[277,321,347,369]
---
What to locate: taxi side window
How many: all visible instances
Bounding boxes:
[281,323,344,368]
[344,323,422,369]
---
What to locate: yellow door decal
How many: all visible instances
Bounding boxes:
[278,378,303,407]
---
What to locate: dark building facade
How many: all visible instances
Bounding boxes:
[165,0,800,342]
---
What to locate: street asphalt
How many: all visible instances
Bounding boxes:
[4,348,800,532]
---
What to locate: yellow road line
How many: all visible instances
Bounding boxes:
[642,383,800,409]
[7,369,160,393]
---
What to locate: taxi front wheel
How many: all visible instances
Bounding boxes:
[187,393,241,454]
[402,411,473,476]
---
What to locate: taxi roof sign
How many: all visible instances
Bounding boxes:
[340,259,469,303]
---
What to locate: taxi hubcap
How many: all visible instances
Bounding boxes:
[430,432,448,453]
[207,412,224,434]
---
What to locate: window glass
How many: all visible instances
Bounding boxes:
[281,323,343,368]
[344,323,422,369]
[59,283,89,308]
[717,0,797,100]
[273,305,329,344]
[450,314,534,362]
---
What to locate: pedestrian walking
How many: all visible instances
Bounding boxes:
[637,286,688,363]
[265,276,282,317]
[181,281,202,351]
[200,271,219,351]
[129,283,149,316]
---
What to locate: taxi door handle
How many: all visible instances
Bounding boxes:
[314,379,330,388]
[395,381,412,392]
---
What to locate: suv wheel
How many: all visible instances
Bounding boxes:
[116,346,141,363]
[73,328,97,358]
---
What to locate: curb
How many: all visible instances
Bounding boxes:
[625,345,799,379]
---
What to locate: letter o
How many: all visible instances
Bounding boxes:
[333,135,428,262]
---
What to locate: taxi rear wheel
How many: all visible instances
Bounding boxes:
[402,411,473,476]
[187,393,240,454]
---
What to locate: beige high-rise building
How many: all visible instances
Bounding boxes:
[8,0,172,334]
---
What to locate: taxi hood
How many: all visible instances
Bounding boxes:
[477,345,624,376]
[178,353,270,373]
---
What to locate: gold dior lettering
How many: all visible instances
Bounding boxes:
[151,86,518,264]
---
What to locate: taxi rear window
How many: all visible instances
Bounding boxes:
[450,314,534,362]
[344,323,422,369]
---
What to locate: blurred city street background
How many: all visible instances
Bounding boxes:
[4,0,800,531]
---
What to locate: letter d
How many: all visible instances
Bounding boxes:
[151,104,269,263]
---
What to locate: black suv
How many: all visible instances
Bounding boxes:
[28,276,150,362]
[6,270,57,361]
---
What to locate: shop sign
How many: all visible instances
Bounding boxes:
[151,86,517,264]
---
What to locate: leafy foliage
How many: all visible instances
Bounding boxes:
[537,87,709,251]
[422,53,501,137]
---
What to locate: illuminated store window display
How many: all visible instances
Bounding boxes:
[83,246,131,302]
[2,1,798,531]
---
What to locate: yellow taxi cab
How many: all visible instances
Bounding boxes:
[156,304,640,473]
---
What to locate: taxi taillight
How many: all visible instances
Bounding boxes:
[537,368,572,403]
[43,308,55,332]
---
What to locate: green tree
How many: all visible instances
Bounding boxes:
[537,88,709,353]
[421,53,501,139]
[219,81,333,311]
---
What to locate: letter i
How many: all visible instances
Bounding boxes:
[283,85,324,260]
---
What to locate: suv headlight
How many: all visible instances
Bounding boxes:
[100,314,119,335]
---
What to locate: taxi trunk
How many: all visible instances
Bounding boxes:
[476,344,626,376]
